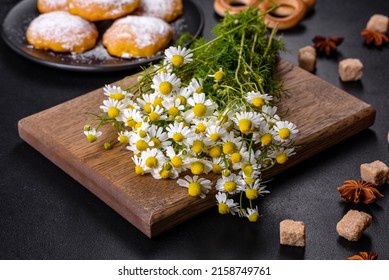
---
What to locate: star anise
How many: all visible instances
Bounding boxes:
[361,28,389,47]
[337,179,384,204]
[312,35,344,56]
[347,252,378,260]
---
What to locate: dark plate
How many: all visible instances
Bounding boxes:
[1,0,204,72]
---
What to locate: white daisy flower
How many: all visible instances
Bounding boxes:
[147,105,166,122]
[215,192,239,215]
[187,134,212,155]
[132,155,145,176]
[215,173,245,195]
[151,72,181,96]
[246,91,273,108]
[229,145,251,170]
[261,105,281,126]
[147,125,171,150]
[205,125,227,143]
[253,122,275,146]
[127,132,150,154]
[120,108,143,128]
[165,146,188,173]
[208,67,225,82]
[238,179,269,200]
[117,130,132,145]
[177,175,212,199]
[233,111,263,134]
[188,78,204,94]
[164,46,193,67]
[153,166,179,180]
[153,59,173,74]
[173,87,192,106]
[122,98,141,111]
[84,128,102,143]
[244,206,260,222]
[273,120,299,143]
[186,158,213,175]
[140,148,166,173]
[268,147,296,164]
[137,93,159,114]
[185,93,216,121]
[221,131,242,155]
[191,116,217,135]
[100,99,126,120]
[162,98,185,120]
[166,121,195,146]
[211,157,227,174]
[103,85,131,101]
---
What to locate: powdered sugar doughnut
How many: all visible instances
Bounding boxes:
[37,0,68,13]
[26,11,98,53]
[135,0,183,22]
[68,0,140,21]
[103,16,173,58]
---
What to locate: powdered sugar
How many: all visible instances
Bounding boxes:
[138,0,180,20]
[68,0,138,17]
[110,16,172,48]
[38,0,67,10]
[27,11,97,51]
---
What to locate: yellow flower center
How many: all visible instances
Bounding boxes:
[108,107,120,118]
[145,156,158,168]
[188,182,202,197]
[195,86,203,94]
[210,133,221,142]
[159,81,173,95]
[218,203,230,215]
[238,119,252,134]
[172,54,184,67]
[276,152,288,164]
[118,135,129,144]
[248,212,259,222]
[153,97,163,108]
[171,155,183,168]
[136,139,148,151]
[126,104,134,109]
[175,95,186,105]
[190,161,204,175]
[135,165,144,175]
[223,142,236,154]
[252,97,264,107]
[109,93,124,101]
[135,122,143,129]
[279,128,291,140]
[224,181,236,192]
[208,145,222,158]
[242,165,253,177]
[172,132,184,143]
[149,111,160,122]
[214,70,225,82]
[222,169,231,177]
[126,117,136,127]
[212,163,222,174]
[144,103,152,114]
[230,152,242,163]
[197,123,206,133]
[168,107,179,116]
[150,137,161,148]
[86,134,97,143]
[139,130,147,138]
[246,188,258,200]
[261,133,272,146]
[159,169,171,179]
[193,104,207,117]
[192,140,204,154]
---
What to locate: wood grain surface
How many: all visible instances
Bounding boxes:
[18,59,376,238]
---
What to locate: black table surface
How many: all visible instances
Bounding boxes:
[1,0,388,260]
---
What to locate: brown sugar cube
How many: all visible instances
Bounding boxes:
[336,210,372,241]
[360,160,389,186]
[339,58,363,82]
[298,46,316,72]
[366,14,389,34]
[280,219,305,247]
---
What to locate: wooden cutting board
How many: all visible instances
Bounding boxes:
[18,59,376,238]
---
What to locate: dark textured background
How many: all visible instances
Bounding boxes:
[0,0,388,260]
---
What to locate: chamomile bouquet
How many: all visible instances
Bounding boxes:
[84,8,298,222]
